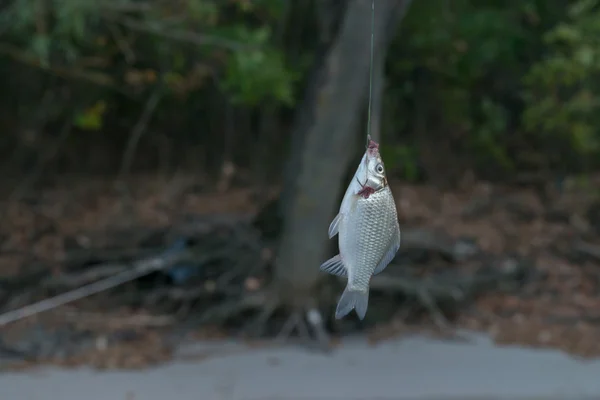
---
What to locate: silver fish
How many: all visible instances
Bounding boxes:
[320,138,401,320]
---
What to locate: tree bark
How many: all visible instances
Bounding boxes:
[279,0,347,220]
[275,0,412,301]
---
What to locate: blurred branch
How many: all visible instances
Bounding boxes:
[107,22,136,64]
[118,85,163,182]
[0,43,131,96]
[8,121,72,202]
[0,88,57,175]
[63,310,175,329]
[0,248,190,327]
[99,1,153,13]
[106,16,256,51]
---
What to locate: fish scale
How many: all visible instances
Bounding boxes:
[342,186,399,291]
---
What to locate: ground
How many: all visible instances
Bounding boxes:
[2,172,600,368]
[4,333,600,400]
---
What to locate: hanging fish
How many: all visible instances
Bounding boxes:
[320,137,401,320]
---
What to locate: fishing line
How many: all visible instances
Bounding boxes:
[366,0,375,146]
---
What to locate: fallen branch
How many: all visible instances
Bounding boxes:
[7,118,73,203]
[572,240,600,262]
[118,85,164,183]
[400,228,480,262]
[63,311,176,329]
[0,43,130,95]
[371,256,526,301]
[171,288,333,352]
[61,247,159,270]
[0,249,190,327]
[144,285,217,305]
[42,263,128,289]
[106,15,257,52]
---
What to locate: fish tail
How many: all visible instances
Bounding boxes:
[335,286,369,320]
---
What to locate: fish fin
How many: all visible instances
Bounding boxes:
[320,254,347,277]
[328,213,343,239]
[373,228,401,276]
[335,287,369,320]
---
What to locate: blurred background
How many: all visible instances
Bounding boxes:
[2,0,600,397]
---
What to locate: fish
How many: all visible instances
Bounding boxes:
[320,137,401,320]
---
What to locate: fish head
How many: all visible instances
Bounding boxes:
[355,137,387,195]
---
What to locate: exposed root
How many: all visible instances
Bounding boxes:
[366,255,528,335]
[416,284,451,330]
[174,289,332,352]
[196,291,267,326]
[276,312,309,341]
[305,307,332,350]
[246,297,279,337]
[273,308,332,352]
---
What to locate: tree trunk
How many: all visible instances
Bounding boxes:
[279,0,347,220]
[275,0,412,303]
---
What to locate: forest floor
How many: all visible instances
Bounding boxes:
[1,172,600,369]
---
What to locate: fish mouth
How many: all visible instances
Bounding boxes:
[356,137,384,198]
[367,139,379,150]
[367,139,379,156]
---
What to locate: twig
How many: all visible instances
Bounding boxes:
[370,273,465,300]
[0,250,188,327]
[145,286,214,305]
[417,284,451,329]
[368,256,526,303]
[247,298,279,336]
[182,291,267,328]
[401,228,480,262]
[305,307,332,351]
[63,311,176,328]
[107,23,136,64]
[573,240,600,261]
[8,122,72,202]
[107,16,256,52]
[42,263,127,289]
[276,312,306,341]
[62,246,159,270]
[0,43,130,95]
[0,89,55,174]
[99,2,153,13]
[117,85,163,182]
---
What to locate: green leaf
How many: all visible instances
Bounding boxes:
[576,45,595,66]
[73,101,107,131]
[30,35,51,67]
[186,0,219,24]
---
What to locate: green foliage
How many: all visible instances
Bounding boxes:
[1,0,100,63]
[387,0,576,176]
[471,98,515,172]
[522,0,600,166]
[73,101,107,131]
[3,0,600,179]
[0,0,298,106]
[381,144,420,182]
[220,26,297,106]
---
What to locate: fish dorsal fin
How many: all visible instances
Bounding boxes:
[373,228,401,276]
[328,213,343,239]
[320,254,347,277]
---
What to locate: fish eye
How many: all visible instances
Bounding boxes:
[376,163,384,173]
